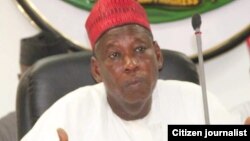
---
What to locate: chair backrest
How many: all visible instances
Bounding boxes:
[16,49,199,139]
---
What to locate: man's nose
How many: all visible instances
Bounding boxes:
[124,56,138,73]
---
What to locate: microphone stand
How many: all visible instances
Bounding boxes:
[192,14,210,125]
[195,28,210,125]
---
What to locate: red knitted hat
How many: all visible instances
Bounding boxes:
[85,0,151,49]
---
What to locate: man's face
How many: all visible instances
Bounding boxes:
[91,25,163,105]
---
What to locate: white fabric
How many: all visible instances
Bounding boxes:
[231,101,250,123]
[21,80,241,141]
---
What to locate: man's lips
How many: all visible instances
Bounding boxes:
[125,77,144,87]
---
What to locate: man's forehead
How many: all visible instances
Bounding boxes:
[94,24,152,49]
[107,24,150,34]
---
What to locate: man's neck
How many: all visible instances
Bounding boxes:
[107,96,152,121]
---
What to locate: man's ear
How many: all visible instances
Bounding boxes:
[153,41,163,70]
[91,56,102,83]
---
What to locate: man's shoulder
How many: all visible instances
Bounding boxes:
[155,80,205,124]
[48,83,106,113]
[32,83,106,124]
[157,79,201,90]
[67,83,105,96]
[59,83,105,102]
[156,79,203,100]
[0,112,17,141]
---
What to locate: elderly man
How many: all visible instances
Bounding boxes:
[21,0,242,141]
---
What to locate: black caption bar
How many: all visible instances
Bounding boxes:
[168,125,250,141]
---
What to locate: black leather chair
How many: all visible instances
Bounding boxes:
[16,49,199,139]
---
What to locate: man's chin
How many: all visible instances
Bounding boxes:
[122,92,151,104]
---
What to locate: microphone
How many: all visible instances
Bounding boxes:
[192,13,210,125]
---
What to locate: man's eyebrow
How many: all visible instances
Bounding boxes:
[94,40,117,56]
[133,34,153,43]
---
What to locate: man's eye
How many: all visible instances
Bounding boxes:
[109,52,120,59]
[135,46,146,53]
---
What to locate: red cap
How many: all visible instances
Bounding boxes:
[85,0,151,49]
